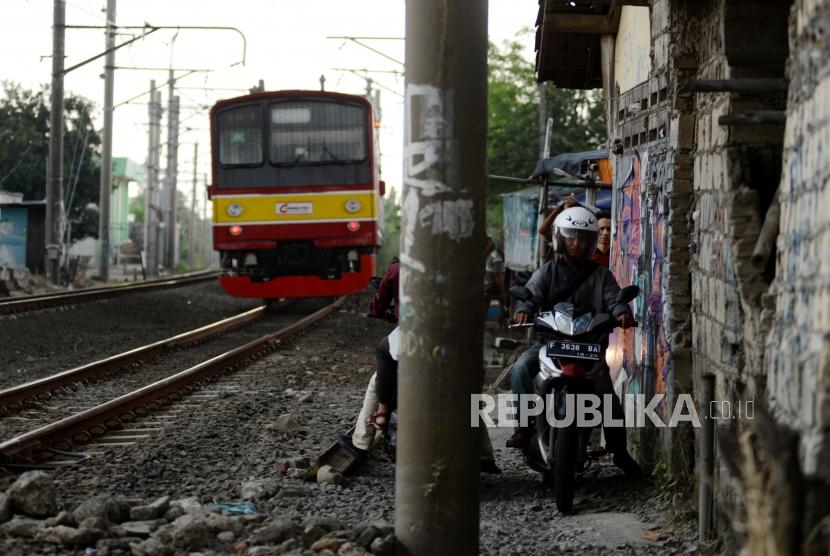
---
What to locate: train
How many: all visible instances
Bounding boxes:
[209,90,383,299]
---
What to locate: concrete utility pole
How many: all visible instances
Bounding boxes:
[143,81,162,277]
[188,143,198,267]
[97,0,116,281]
[163,71,180,271]
[46,0,66,285]
[395,0,488,554]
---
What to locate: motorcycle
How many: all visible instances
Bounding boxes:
[509,284,639,513]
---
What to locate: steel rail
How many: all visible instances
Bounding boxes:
[0,304,271,414]
[0,270,218,315]
[0,297,346,464]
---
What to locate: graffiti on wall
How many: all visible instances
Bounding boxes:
[609,150,671,416]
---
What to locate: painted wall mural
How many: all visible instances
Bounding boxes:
[0,207,28,269]
[609,151,671,417]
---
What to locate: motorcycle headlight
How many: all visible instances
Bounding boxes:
[554,311,572,334]
[573,313,593,334]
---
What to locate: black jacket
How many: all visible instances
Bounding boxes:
[516,259,632,319]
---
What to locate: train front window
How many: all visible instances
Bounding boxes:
[269,101,367,166]
[218,105,263,166]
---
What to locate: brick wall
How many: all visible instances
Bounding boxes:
[609,0,694,475]
[765,0,830,483]
[610,0,828,544]
[671,0,830,543]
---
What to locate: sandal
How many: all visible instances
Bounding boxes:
[366,409,388,431]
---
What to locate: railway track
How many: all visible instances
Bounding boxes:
[0,304,271,419]
[0,270,218,315]
[0,297,345,468]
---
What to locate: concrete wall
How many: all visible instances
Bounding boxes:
[614,6,652,94]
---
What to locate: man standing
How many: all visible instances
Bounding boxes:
[484,236,508,327]
[591,210,612,268]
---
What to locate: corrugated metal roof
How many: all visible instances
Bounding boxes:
[534,0,647,89]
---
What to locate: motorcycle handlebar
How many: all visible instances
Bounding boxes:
[508,314,639,331]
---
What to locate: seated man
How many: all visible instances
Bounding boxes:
[338,250,500,473]
[338,258,400,457]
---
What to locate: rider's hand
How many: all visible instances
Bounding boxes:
[563,195,578,209]
[618,314,635,329]
[513,312,529,325]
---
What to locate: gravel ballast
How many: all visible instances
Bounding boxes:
[0,292,697,554]
[0,280,262,389]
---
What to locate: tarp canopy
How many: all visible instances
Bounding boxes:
[531,149,608,180]
[553,187,612,211]
[501,185,611,272]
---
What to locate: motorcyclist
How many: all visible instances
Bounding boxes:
[507,206,642,478]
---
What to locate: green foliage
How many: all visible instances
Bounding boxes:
[0,81,102,241]
[486,35,606,235]
[71,204,99,240]
[377,186,401,273]
[652,460,678,499]
[129,191,145,224]
[378,35,606,255]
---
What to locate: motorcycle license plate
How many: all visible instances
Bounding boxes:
[546,340,601,361]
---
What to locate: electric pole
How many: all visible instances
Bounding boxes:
[163,70,180,271]
[46,0,65,285]
[98,0,116,281]
[395,0,488,554]
[188,143,198,267]
[144,80,162,278]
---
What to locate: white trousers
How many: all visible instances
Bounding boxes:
[350,371,495,459]
[351,372,379,450]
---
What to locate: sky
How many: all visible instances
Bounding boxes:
[1,0,538,212]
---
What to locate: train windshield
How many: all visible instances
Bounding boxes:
[269,100,367,166]
[217,104,263,166]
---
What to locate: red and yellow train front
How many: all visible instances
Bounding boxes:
[210,91,380,299]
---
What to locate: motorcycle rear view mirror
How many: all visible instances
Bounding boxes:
[510,286,532,301]
[618,285,640,303]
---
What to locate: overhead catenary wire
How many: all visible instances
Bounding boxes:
[64,125,91,219]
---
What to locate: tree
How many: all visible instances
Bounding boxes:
[129,190,145,224]
[0,81,102,241]
[486,35,606,235]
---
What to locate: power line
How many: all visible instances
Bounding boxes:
[327,36,404,67]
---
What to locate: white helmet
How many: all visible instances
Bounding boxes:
[553,206,599,259]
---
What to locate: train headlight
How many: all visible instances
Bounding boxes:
[346,221,361,232]
[229,225,243,236]
[226,203,244,217]
[344,199,361,213]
